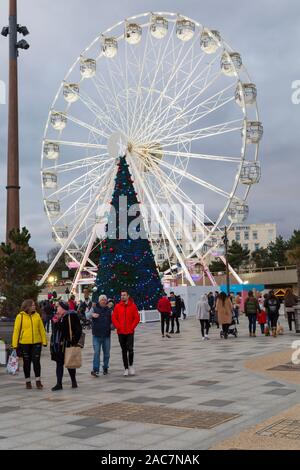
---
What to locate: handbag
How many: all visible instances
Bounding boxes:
[16,314,24,358]
[64,315,82,368]
[7,350,19,375]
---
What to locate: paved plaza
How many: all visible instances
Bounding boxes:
[0,315,299,450]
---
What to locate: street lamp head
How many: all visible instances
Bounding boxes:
[16,39,30,50]
[1,26,9,37]
[17,25,30,36]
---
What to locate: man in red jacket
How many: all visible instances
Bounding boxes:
[157,293,172,339]
[112,291,140,376]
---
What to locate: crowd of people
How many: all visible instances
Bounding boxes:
[12,290,140,390]
[10,287,298,391]
[194,288,298,340]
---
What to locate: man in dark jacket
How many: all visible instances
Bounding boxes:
[169,292,182,334]
[264,291,281,337]
[86,295,112,377]
[112,291,140,376]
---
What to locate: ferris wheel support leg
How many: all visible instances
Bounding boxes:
[219,256,244,285]
[38,195,101,287]
[72,227,97,293]
[127,154,195,287]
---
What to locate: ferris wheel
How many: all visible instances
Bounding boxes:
[39,11,262,289]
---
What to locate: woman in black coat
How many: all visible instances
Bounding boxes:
[50,301,82,391]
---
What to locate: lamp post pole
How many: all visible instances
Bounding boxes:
[6,0,19,242]
[2,0,30,242]
[222,226,230,295]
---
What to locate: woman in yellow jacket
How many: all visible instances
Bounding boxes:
[12,299,47,389]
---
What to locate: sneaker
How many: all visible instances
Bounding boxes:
[166,334,171,339]
[128,366,135,376]
[124,369,129,376]
[169,331,174,334]
[202,337,205,341]
[175,331,180,334]
[103,368,108,375]
[91,371,99,377]
[51,384,63,391]
[205,335,210,340]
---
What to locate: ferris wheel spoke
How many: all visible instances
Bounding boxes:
[155,118,243,147]
[144,31,187,133]
[46,139,107,151]
[91,76,125,132]
[46,159,113,199]
[131,20,179,140]
[45,154,112,173]
[144,152,231,198]
[139,48,222,143]
[131,23,180,140]
[61,112,110,139]
[53,162,114,225]
[137,165,188,260]
[53,174,104,203]
[105,58,129,137]
[156,149,240,163]
[141,67,224,144]
[148,158,213,232]
[143,158,200,255]
[139,31,200,135]
[148,81,236,144]
[151,165,226,257]
[74,89,118,135]
[129,23,152,137]
[140,169,192,270]
[128,154,195,284]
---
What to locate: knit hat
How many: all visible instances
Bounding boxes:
[58,301,69,311]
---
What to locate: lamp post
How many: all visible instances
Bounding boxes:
[222,226,230,295]
[1,0,30,242]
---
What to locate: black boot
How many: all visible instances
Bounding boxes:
[72,380,78,388]
[52,384,63,391]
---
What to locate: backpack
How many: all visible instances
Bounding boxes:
[245,298,258,315]
[268,299,278,313]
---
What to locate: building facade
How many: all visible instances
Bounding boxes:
[152,223,277,269]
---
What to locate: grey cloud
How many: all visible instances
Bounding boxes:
[0,0,300,259]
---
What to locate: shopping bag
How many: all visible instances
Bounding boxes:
[7,350,19,375]
[64,346,82,368]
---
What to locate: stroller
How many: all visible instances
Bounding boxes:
[220,317,238,338]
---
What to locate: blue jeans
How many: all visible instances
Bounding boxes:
[92,336,111,372]
[248,314,257,334]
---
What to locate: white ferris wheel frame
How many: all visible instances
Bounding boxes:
[39,11,261,289]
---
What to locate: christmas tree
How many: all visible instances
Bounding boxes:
[94,156,164,310]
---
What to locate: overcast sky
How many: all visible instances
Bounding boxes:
[0,0,300,260]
